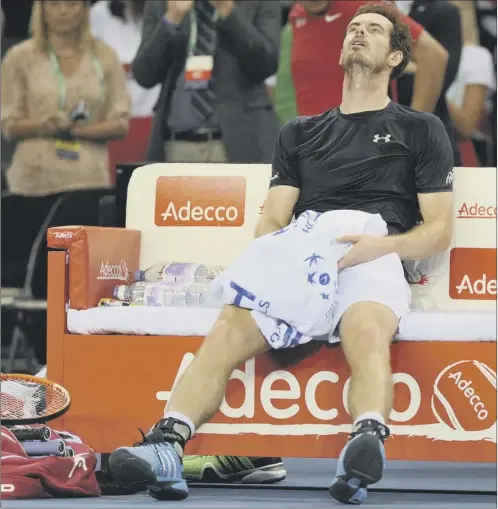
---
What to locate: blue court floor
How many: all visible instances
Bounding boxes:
[3,458,497,509]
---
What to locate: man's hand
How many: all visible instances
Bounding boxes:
[336,234,391,270]
[165,0,193,25]
[210,0,235,18]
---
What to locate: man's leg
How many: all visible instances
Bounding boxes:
[329,301,398,505]
[165,305,269,427]
[109,306,273,500]
[340,302,398,421]
[165,139,286,484]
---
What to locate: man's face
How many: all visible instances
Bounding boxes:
[299,1,331,15]
[340,13,399,76]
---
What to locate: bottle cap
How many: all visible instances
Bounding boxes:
[113,285,128,301]
[134,269,145,282]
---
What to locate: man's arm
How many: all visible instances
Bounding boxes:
[215,0,281,83]
[255,186,299,238]
[255,119,301,237]
[385,192,453,260]
[385,113,454,260]
[132,1,188,89]
[410,30,449,113]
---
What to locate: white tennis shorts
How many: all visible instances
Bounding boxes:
[263,252,412,349]
[327,252,412,344]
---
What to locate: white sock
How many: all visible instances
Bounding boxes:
[164,411,196,441]
[353,412,386,427]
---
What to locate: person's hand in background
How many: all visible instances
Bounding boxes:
[210,0,235,19]
[165,0,193,25]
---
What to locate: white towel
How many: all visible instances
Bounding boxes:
[211,210,388,348]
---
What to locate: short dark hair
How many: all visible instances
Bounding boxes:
[353,2,413,80]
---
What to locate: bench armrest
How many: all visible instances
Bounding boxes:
[47,226,141,309]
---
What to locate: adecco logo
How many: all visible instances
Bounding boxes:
[449,248,497,300]
[53,231,75,239]
[154,176,246,227]
[156,354,422,430]
[96,260,131,282]
[156,354,496,439]
[432,360,496,432]
[457,202,497,219]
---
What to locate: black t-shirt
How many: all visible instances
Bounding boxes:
[270,102,454,235]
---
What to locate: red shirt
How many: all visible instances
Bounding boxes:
[289,1,423,116]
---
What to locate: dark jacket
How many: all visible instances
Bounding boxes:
[132,0,281,163]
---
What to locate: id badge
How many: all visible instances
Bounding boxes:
[55,139,80,161]
[184,55,213,90]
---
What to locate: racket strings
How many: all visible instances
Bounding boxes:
[1,379,67,420]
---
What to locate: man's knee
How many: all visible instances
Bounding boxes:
[339,302,398,361]
[198,305,267,360]
[353,320,391,347]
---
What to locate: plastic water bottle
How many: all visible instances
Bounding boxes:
[134,263,223,285]
[163,284,221,308]
[113,282,157,305]
[113,282,221,308]
[133,263,173,283]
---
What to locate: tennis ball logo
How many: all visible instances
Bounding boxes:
[431,360,496,432]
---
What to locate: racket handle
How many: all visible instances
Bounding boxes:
[65,446,75,457]
[10,426,51,442]
[21,439,65,457]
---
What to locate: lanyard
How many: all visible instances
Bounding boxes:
[187,10,197,56]
[48,49,104,112]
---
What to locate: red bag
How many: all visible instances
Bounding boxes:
[1,426,101,499]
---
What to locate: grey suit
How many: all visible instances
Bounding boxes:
[132,0,281,163]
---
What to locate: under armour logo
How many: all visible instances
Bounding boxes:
[373,134,391,143]
[446,170,454,185]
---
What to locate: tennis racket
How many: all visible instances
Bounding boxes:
[1,373,71,425]
[8,425,51,442]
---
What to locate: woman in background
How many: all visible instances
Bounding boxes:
[90,0,160,173]
[1,0,130,196]
[447,0,496,166]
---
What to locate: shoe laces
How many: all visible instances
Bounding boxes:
[133,427,165,447]
[131,428,170,470]
[350,421,390,442]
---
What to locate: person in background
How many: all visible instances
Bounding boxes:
[395,0,463,165]
[274,0,448,125]
[130,0,284,487]
[475,0,497,166]
[1,0,130,197]
[90,0,160,173]
[132,0,280,164]
[446,0,496,166]
[0,0,130,363]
